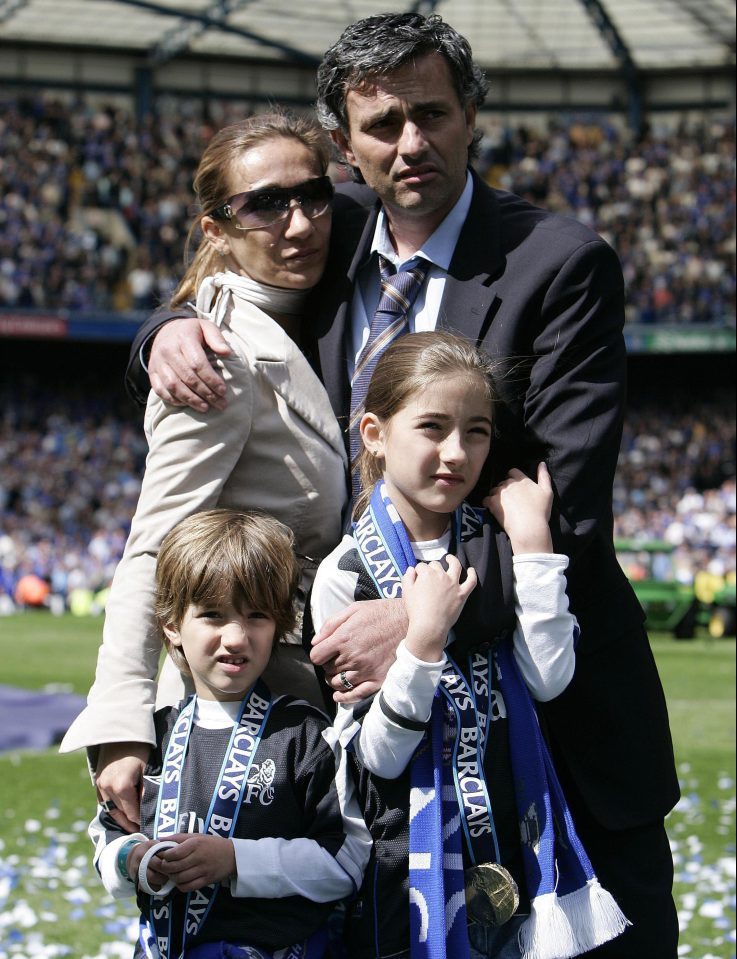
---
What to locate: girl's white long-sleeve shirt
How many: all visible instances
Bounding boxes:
[312,531,578,779]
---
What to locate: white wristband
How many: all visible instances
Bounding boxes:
[137,840,178,897]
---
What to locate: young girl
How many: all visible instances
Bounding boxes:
[89,508,368,959]
[310,332,629,959]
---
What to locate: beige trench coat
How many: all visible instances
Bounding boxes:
[61,294,347,759]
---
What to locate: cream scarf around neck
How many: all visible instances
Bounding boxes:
[195,270,308,327]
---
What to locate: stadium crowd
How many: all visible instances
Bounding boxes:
[0,385,734,613]
[478,118,736,325]
[614,393,735,584]
[0,89,734,615]
[0,381,147,614]
[0,89,735,324]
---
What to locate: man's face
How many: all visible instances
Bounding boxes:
[334,52,476,242]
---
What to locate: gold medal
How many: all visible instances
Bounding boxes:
[465,862,519,927]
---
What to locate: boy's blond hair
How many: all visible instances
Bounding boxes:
[154,509,299,674]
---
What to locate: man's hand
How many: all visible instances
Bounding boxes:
[156,834,236,892]
[96,742,149,832]
[148,317,231,412]
[310,599,408,702]
[484,463,554,555]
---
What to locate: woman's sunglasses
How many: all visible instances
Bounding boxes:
[209,176,334,231]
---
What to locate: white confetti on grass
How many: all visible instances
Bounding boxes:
[0,804,137,955]
[667,769,736,959]
[0,783,734,957]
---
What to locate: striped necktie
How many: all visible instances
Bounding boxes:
[349,255,429,497]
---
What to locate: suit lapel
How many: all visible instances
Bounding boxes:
[439,172,505,345]
[312,173,505,418]
[314,197,380,427]
[253,346,347,462]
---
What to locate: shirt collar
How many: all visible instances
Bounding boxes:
[370,171,474,271]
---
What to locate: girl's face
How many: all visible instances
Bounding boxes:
[202,136,331,290]
[361,375,493,541]
[164,600,275,701]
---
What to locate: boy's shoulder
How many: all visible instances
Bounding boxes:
[261,695,338,772]
[268,694,332,731]
[153,701,183,741]
[152,695,330,727]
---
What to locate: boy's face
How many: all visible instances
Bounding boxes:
[164,600,276,701]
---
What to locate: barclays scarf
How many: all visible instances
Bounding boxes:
[353,482,630,959]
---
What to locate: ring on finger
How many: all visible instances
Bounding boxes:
[339,671,354,691]
[101,799,117,813]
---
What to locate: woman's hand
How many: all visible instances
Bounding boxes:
[402,556,478,662]
[96,742,149,832]
[148,317,231,412]
[484,463,554,555]
[310,599,408,703]
[155,834,236,892]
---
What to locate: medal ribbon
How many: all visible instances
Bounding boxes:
[353,483,485,959]
[469,650,493,757]
[139,922,322,959]
[438,652,501,868]
[150,681,273,959]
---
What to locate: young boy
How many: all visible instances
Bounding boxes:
[88,508,367,959]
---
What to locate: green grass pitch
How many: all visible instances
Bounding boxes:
[0,613,733,957]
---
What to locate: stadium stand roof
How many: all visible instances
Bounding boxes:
[0,0,734,73]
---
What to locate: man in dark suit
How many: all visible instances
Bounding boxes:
[126,13,679,956]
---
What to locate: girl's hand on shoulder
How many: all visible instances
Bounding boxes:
[154,833,236,891]
[402,556,478,662]
[484,463,554,555]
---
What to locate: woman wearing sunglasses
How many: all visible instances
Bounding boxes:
[61,113,348,831]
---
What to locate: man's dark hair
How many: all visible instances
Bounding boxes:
[316,12,488,142]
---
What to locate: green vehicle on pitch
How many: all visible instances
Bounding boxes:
[615,539,736,639]
[615,539,699,638]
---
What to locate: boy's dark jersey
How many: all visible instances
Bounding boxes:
[100,695,351,952]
